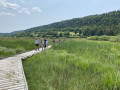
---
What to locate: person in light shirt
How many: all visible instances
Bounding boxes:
[46,39,48,47]
[35,38,39,51]
[41,38,44,51]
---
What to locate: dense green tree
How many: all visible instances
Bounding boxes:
[79,30,82,36]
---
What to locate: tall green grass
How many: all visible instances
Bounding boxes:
[0,37,35,50]
[87,35,120,42]
[23,40,120,90]
[0,47,25,58]
[0,37,53,50]
[0,37,35,58]
[0,37,53,58]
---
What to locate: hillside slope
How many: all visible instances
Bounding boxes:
[4,10,120,37]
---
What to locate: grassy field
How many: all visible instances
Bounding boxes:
[23,39,120,90]
[0,37,53,58]
[0,37,35,58]
[87,35,120,42]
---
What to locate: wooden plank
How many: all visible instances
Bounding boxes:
[0,46,51,90]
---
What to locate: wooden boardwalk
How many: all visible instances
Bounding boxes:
[0,46,51,90]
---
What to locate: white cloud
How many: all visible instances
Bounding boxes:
[18,8,30,15]
[20,0,25,4]
[32,7,42,13]
[0,12,15,16]
[0,0,20,10]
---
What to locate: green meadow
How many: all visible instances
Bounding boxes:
[0,37,53,58]
[1,36,120,89]
[23,39,120,90]
[87,35,120,42]
[0,37,35,58]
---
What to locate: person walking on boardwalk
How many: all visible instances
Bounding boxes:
[44,39,47,49]
[46,39,48,47]
[35,38,39,51]
[41,38,44,51]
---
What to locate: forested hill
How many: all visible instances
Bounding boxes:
[15,10,120,37]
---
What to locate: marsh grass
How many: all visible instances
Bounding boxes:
[0,37,54,58]
[22,39,120,89]
[0,37,35,50]
[0,47,26,58]
[0,37,34,58]
[87,35,120,42]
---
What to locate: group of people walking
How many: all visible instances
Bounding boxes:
[35,38,67,51]
[35,38,48,51]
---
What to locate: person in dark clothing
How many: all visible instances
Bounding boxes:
[44,39,47,48]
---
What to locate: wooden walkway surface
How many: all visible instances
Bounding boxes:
[0,46,51,90]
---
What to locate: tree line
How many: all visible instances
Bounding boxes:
[13,10,120,38]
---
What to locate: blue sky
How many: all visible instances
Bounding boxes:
[0,0,120,33]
